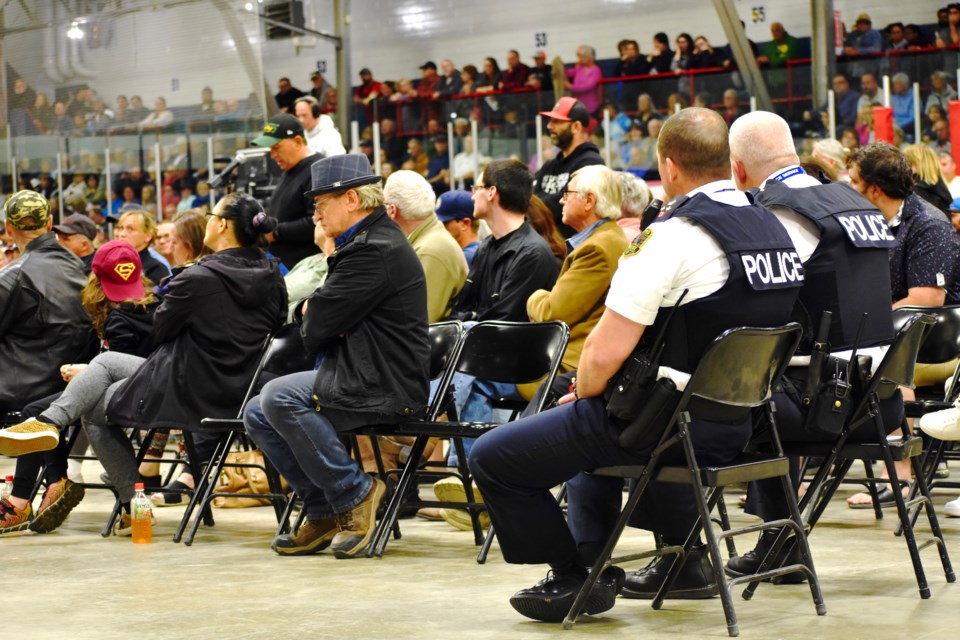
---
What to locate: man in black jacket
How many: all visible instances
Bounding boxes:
[244,154,430,558]
[534,97,604,237]
[0,190,97,533]
[252,112,320,270]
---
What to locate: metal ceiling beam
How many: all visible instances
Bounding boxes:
[712,0,773,112]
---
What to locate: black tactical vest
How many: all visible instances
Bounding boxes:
[643,192,804,372]
[757,180,895,352]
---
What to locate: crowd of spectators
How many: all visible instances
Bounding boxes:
[7,81,261,138]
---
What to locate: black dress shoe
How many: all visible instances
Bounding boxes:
[725,530,807,584]
[509,567,621,622]
[621,544,719,599]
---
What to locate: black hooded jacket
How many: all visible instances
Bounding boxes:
[533,141,605,237]
[107,246,287,429]
[103,301,158,358]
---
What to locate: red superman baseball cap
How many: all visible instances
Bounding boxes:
[91,239,146,302]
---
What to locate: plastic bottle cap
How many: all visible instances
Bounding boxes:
[4,475,12,482]
[134,482,144,491]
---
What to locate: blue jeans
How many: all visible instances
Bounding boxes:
[447,374,522,467]
[243,370,388,519]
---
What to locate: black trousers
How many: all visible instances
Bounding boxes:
[10,393,77,499]
[468,395,752,567]
[744,388,905,522]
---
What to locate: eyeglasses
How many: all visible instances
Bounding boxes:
[560,190,582,201]
[313,193,344,213]
[205,211,226,220]
[471,184,491,193]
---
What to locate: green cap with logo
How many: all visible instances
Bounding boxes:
[251,113,304,147]
[4,190,50,231]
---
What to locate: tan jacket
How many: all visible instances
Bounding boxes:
[408,214,468,322]
[521,219,628,397]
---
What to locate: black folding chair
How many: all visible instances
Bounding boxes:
[773,313,955,600]
[892,306,960,532]
[368,320,569,558]
[178,323,315,545]
[563,324,826,637]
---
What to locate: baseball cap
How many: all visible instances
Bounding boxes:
[310,71,323,80]
[435,190,474,222]
[856,13,871,23]
[419,61,438,71]
[4,190,50,231]
[251,113,304,147]
[540,97,591,127]
[359,68,372,76]
[533,50,547,59]
[91,239,146,302]
[53,213,98,240]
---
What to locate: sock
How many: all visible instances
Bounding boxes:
[549,557,587,579]
[577,541,606,566]
[36,414,61,430]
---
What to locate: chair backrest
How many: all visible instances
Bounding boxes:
[452,321,569,387]
[428,321,463,380]
[868,312,936,392]
[892,305,960,365]
[686,324,803,408]
[251,323,316,395]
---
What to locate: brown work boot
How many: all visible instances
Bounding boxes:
[273,517,338,556]
[331,477,386,559]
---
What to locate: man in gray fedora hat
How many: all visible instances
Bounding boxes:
[243,154,430,558]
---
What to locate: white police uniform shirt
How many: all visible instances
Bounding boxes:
[605,179,752,389]
[758,165,887,368]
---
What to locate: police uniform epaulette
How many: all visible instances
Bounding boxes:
[354,230,368,245]
[657,195,689,218]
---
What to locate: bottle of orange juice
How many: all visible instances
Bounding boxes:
[131,482,153,544]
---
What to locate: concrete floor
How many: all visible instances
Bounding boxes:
[3,457,959,640]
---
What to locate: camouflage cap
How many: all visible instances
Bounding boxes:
[4,190,50,231]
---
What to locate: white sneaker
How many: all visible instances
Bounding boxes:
[944,497,960,517]
[917,403,960,441]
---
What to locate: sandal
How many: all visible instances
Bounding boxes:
[847,486,897,509]
[150,480,193,507]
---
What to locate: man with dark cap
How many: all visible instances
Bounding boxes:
[243,154,430,559]
[252,112,320,269]
[54,213,98,273]
[534,97,604,237]
[0,190,97,533]
[417,61,442,124]
[436,190,481,265]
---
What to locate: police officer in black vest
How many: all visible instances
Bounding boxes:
[467,108,805,623]
[726,111,902,580]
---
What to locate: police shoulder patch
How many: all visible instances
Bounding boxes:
[623,228,653,257]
